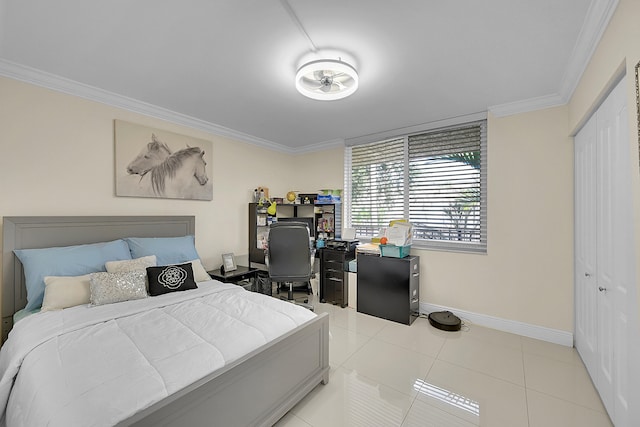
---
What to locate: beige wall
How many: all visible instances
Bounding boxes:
[418,108,574,331]
[0,76,305,273]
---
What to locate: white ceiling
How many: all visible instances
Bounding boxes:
[0,0,617,152]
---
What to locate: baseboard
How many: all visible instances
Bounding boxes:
[420,302,573,347]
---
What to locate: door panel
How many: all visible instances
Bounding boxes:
[574,113,598,377]
[596,100,615,413]
[608,79,634,425]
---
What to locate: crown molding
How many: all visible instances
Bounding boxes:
[488,93,565,117]
[557,0,619,102]
[0,58,298,154]
[489,0,619,118]
[291,138,345,154]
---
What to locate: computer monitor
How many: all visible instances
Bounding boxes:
[274,217,315,240]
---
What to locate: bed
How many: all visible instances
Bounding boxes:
[0,216,329,427]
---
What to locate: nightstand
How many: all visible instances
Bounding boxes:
[208,266,259,286]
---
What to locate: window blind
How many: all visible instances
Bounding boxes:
[344,120,487,253]
[346,138,405,238]
[408,122,486,252]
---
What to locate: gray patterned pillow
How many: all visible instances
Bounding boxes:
[89,270,148,306]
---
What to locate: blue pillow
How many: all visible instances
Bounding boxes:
[124,235,200,266]
[14,239,132,311]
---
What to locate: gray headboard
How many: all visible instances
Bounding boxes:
[2,216,195,341]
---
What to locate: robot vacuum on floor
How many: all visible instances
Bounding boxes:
[428,310,462,331]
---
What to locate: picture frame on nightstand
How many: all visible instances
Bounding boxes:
[222,253,237,272]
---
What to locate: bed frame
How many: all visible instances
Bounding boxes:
[2,216,329,427]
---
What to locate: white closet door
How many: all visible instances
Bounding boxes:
[574,77,636,426]
[594,79,618,415]
[574,113,598,377]
[606,77,635,425]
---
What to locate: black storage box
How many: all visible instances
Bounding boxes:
[254,272,272,296]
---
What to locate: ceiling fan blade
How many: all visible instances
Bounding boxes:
[301,76,323,87]
[333,74,353,83]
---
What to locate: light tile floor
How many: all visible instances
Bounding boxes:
[273,294,613,427]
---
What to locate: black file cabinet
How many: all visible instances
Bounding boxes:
[320,247,354,307]
[357,254,420,325]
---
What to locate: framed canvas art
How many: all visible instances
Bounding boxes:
[115,120,213,200]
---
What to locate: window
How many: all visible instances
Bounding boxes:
[344,120,487,253]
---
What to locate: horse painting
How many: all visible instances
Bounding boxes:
[147,146,209,198]
[126,134,172,176]
[115,120,213,200]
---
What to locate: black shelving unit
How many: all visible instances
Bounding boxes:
[248,202,341,266]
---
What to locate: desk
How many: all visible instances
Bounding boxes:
[208,265,259,285]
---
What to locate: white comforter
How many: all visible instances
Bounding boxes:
[0,280,316,427]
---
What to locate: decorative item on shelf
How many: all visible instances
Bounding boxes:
[257,231,268,250]
[316,189,341,204]
[267,200,277,215]
[286,191,297,203]
[299,193,317,204]
[255,186,270,205]
[258,187,269,199]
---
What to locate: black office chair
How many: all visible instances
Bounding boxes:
[266,221,314,306]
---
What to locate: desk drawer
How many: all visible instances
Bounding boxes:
[324,268,343,281]
[324,260,343,274]
[323,250,346,263]
[323,277,344,304]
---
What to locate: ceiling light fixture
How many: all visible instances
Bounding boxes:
[295,58,359,101]
[280,0,359,101]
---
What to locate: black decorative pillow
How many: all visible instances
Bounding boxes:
[146,263,198,296]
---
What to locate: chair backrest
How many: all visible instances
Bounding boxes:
[267,221,312,282]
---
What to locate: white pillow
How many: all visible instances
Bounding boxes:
[42,274,92,311]
[189,259,212,282]
[90,271,148,306]
[105,255,157,273]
